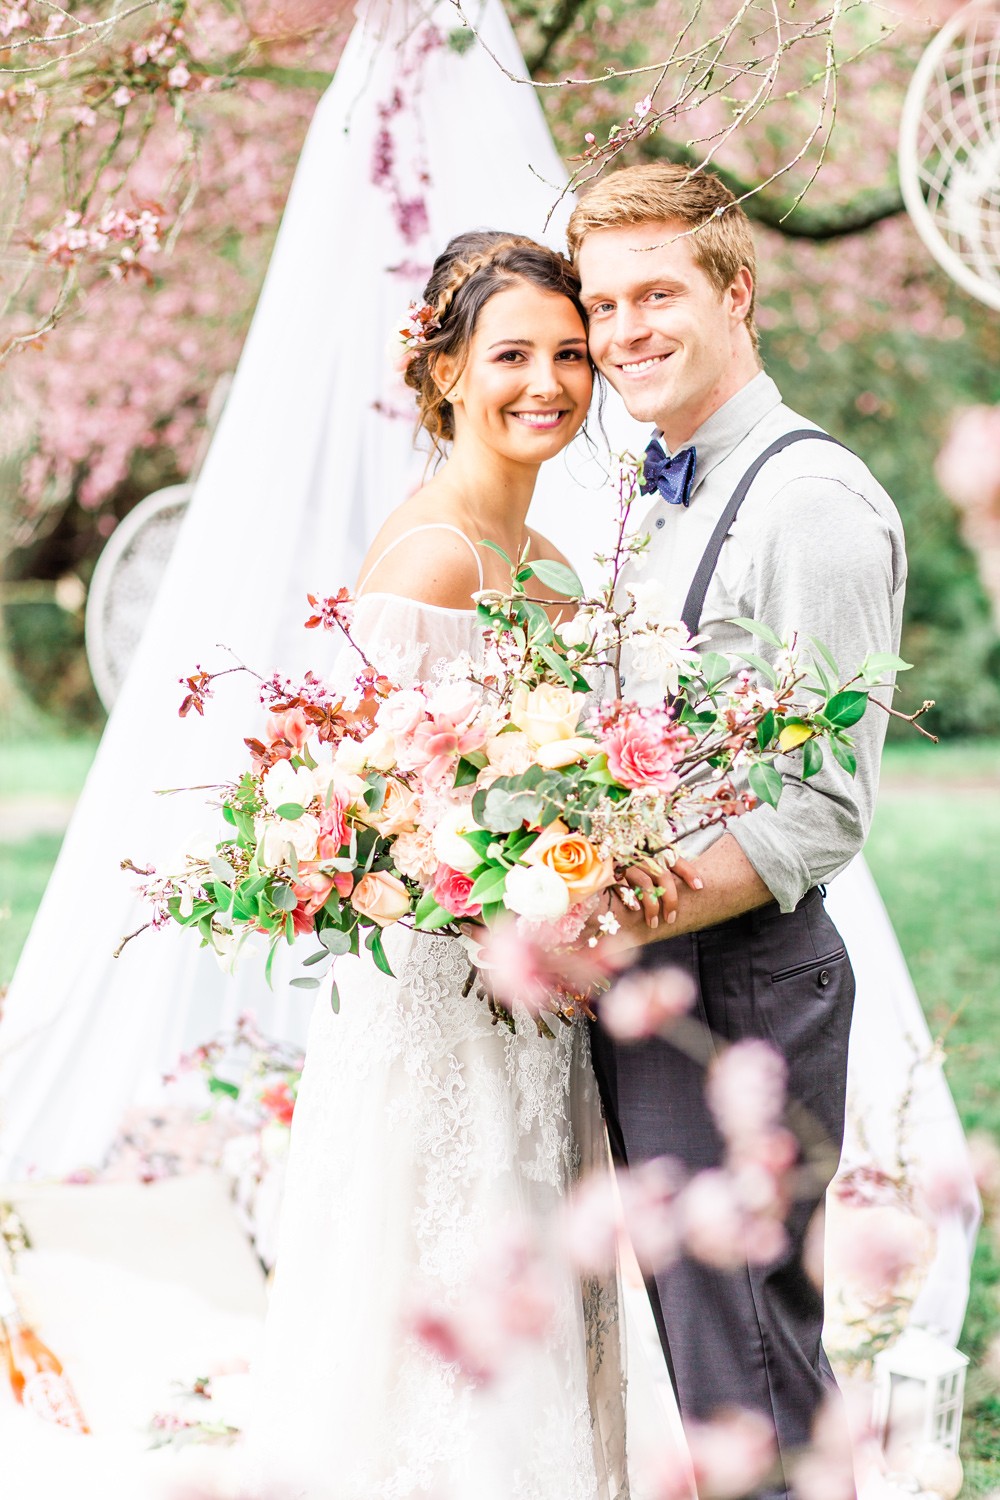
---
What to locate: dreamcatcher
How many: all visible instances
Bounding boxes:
[899,0,1000,309]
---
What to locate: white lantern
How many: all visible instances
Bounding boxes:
[872,1328,969,1457]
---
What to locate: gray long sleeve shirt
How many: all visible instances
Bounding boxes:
[619,372,907,911]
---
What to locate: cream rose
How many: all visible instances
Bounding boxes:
[431,805,480,874]
[509,683,581,746]
[351,870,411,927]
[502,862,571,921]
[256,813,321,869]
[522,819,614,903]
[363,727,398,772]
[533,735,596,770]
[365,777,420,837]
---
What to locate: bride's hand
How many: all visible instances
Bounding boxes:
[620,856,703,932]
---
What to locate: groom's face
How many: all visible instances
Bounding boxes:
[578,219,749,446]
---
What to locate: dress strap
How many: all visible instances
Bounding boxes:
[358,524,485,594]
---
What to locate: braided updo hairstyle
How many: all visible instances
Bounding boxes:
[404,230,588,451]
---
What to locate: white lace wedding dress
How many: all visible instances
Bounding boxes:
[241,591,629,1500]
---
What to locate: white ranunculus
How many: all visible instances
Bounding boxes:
[333,736,369,776]
[262,759,316,811]
[503,862,571,921]
[534,735,596,769]
[431,805,480,874]
[257,813,320,869]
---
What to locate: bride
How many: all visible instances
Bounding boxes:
[242,231,633,1500]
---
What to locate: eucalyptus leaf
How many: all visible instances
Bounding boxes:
[319,928,353,956]
[209,855,237,885]
[290,976,321,990]
[271,884,297,912]
[329,980,341,1014]
[275,802,306,820]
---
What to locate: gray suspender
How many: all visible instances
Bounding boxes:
[680,429,849,636]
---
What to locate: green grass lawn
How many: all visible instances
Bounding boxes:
[1,733,999,1484]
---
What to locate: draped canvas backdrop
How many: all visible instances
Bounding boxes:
[0,0,978,1343]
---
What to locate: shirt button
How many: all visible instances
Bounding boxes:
[655,517,665,529]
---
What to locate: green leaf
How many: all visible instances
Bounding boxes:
[830,738,857,777]
[271,883,297,912]
[520,601,552,642]
[808,635,842,682]
[802,737,825,780]
[302,948,332,967]
[523,559,583,597]
[221,805,237,827]
[265,940,278,989]
[462,827,496,858]
[859,652,911,685]
[208,1077,240,1100]
[454,752,488,788]
[480,538,514,568]
[756,709,776,750]
[329,980,341,1014]
[737,652,778,687]
[536,643,576,688]
[825,690,868,729]
[275,802,306,820]
[366,927,394,976]
[748,762,784,810]
[468,865,509,904]
[319,927,352,955]
[414,900,454,931]
[363,775,386,814]
[482,787,543,833]
[700,651,731,686]
[209,855,236,885]
[729,616,783,650]
[290,976,321,990]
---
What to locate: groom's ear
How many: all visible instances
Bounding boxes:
[727,267,754,326]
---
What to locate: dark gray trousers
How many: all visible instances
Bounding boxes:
[590,888,855,1494]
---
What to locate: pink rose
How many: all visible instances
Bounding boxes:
[292,867,337,917]
[601,708,691,793]
[432,864,482,919]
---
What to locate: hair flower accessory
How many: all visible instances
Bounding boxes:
[400,299,441,352]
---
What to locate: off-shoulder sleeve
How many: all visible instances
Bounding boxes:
[330,594,485,698]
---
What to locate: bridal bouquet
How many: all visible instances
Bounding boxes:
[124,455,910,1019]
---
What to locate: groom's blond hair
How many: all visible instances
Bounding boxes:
[566,163,759,350]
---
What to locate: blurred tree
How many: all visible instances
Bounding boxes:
[0,0,996,733]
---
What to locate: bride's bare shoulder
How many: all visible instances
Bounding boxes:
[357,492,481,610]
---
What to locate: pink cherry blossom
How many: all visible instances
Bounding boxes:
[705,1040,787,1146]
[598,968,695,1041]
[685,1409,777,1500]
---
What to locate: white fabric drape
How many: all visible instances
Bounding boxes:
[0,0,979,1347]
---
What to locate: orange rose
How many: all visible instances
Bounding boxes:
[351,870,411,927]
[522,819,614,903]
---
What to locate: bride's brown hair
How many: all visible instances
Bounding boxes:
[404,230,588,451]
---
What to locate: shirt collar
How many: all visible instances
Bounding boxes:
[659,371,781,498]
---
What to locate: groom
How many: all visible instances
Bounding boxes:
[568,165,906,1487]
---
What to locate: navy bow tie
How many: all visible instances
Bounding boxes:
[640,440,697,507]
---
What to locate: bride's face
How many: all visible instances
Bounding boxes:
[440,281,592,463]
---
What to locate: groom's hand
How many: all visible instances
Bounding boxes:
[616,856,703,933]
